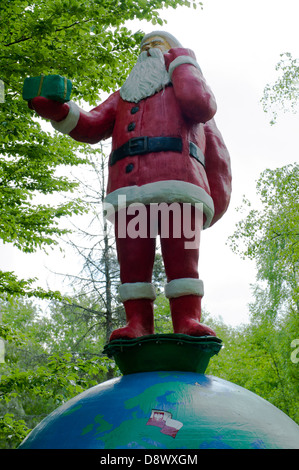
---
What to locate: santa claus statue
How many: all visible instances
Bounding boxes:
[29,31,232,341]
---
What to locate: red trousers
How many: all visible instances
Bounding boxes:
[110,203,216,340]
[115,203,201,284]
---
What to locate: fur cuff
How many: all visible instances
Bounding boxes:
[168,56,201,80]
[51,101,80,134]
[119,282,156,302]
[165,278,204,298]
[104,180,214,229]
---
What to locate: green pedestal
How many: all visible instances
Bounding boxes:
[103,334,222,375]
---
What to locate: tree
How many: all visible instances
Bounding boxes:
[262,52,299,124]
[0,0,202,299]
[226,163,299,423]
[207,313,299,424]
[57,147,122,344]
[0,295,114,448]
[228,163,299,315]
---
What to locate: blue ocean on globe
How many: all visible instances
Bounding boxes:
[19,371,299,449]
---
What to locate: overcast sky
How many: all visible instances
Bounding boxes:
[2,0,299,327]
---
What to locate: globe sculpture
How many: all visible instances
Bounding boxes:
[19,335,299,449]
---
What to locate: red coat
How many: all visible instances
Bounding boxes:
[68,52,232,228]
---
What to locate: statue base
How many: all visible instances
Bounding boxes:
[103,333,222,375]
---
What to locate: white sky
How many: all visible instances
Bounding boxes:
[2,0,299,327]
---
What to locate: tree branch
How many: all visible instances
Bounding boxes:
[4,19,91,47]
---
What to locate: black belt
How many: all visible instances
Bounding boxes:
[109,136,205,168]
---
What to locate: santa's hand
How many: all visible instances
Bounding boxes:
[29,97,69,122]
[164,48,197,71]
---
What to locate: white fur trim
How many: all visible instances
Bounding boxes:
[51,101,80,134]
[119,282,156,302]
[168,56,201,80]
[104,181,214,229]
[165,278,204,298]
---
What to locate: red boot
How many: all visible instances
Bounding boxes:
[165,278,216,337]
[169,295,216,337]
[109,282,156,341]
[109,298,155,341]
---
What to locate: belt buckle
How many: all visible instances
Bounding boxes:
[129,136,148,155]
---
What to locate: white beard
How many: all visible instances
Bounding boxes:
[120,48,170,103]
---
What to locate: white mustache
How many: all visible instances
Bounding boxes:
[138,48,165,63]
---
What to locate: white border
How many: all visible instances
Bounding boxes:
[51,101,80,134]
[104,180,214,229]
[165,278,204,298]
[168,56,201,80]
[119,282,156,302]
